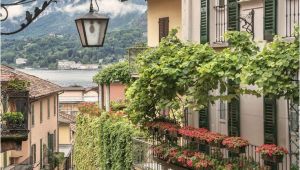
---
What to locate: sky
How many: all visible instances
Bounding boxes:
[4,0,147,21]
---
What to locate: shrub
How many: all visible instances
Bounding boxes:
[1,112,24,125]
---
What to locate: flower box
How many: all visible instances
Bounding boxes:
[262,154,284,163]
[228,146,246,154]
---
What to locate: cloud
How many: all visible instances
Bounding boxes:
[62,0,147,18]
[5,1,37,22]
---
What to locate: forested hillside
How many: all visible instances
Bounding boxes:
[2,28,146,69]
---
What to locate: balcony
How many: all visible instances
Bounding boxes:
[133,131,293,170]
[1,90,29,152]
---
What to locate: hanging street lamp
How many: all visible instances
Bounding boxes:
[75,0,109,47]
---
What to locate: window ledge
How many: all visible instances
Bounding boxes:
[210,42,229,48]
[283,37,295,43]
[237,0,256,4]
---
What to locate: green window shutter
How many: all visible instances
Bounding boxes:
[227,0,240,31]
[53,130,56,151]
[264,0,277,40]
[264,97,277,144]
[4,152,7,167]
[47,98,50,119]
[34,144,36,163]
[199,107,209,130]
[228,97,240,136]
[31,104,35,126]
[40,139,43,168]
[40,100,43,123]
[54,96,56,116]
[200,0,209,44]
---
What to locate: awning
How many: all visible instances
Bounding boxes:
[59,144,73,158]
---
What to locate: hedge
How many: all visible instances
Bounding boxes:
[74,113,142,170]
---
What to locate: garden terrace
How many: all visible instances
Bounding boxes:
[133,121,292,170]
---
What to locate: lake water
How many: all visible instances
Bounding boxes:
[18,69,99,87]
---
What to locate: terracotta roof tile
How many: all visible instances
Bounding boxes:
[1,65,62,98]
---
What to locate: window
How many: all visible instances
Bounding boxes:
[220,100,226,120]
[47,98,50,119]
[215,0,239,42]
[285,0,299,37]
[54,96,56,116]
[159,17,169,42]
[31,104,35,126]
[40,100,43,123]
[31,144,36,163]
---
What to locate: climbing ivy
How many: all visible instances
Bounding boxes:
[242,33,299,100]
[126,29,299,124]
[93,61,131,85]
[74,113,143,170]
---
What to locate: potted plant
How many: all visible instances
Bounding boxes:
[7,78,29,91]
[1,112,24,128]
[205,132,226,148]
[222,137,249,154]
[256,144,288,163]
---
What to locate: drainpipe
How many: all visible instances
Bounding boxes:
[105,84,110,112]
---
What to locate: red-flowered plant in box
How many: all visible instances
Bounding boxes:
[205,132,226,146]
[222,137,249,149]
[256,144,288,156]
[146,121,179,135]
[194,159,213,169]
[178,126,208,140]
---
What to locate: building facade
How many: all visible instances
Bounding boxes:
[0,65,61,170]
[146,0,299,168]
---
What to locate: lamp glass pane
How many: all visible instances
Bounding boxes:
[76,20,87,46]
[83,19,106,46]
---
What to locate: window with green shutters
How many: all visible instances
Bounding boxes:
[263,97,277,144]
[227,0,240,31]
[199,107,209,130]
[264,0,277,40]
[200,0,209,44]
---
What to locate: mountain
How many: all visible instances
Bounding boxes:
[1,0,147,38]
[1,0,147,68]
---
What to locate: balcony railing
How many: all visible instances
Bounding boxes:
[1,90,30,152]
[214,4,228,43]
[133,133,293,170]
[285,0,300,37]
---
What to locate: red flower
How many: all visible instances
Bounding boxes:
[256,144,288,156]
[222,137,249,149]
[186,159,193,167]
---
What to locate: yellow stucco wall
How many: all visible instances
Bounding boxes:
[59,124,71,145]
[147,0,182,47]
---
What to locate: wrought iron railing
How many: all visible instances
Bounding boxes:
[133,133,293,170]
[285,0,300,37]
[214,5,228,43]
